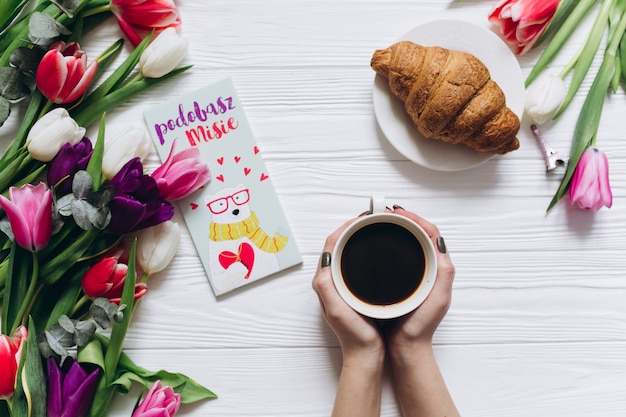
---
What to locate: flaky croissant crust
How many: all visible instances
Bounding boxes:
[371,41,520,154]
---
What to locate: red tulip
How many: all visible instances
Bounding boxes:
[111,0,181,47]
[151,140,210,201]
[0,182,53,252]
[488,0,559,54]
[36,41,98,104]
[0,326,28,400]
[569,148,613,211]
[82,255,147,304]
[132,380,181,417]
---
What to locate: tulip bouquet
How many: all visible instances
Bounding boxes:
[489,0,621,212]
[0,1,215,417]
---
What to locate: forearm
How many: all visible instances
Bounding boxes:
[332,352,384,417]
[390,343,459,417]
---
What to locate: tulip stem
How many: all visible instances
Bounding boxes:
[71,294,91,316]
[11,253,40,332]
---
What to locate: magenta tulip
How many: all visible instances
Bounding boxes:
[132,380,181,417]
[0,326,27,400]
[0,183,53,251]
[111,0,181,47]
[36,41,98,104]
[151,140,210,201]
[569,148,613,211]
[488,0,559,54]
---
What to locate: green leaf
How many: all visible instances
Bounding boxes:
[526,0,598,86]
[547,46,617,211]
[554,0,614,118]
[40,227,100,286]
[1,242,30,335]
[86,113,106,191]
[534,0,581,48]
[77,336,106,370]
[12,318,47,417]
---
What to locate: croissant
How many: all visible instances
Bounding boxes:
[371,41,520,154]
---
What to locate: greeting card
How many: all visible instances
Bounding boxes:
[143,77,302,296]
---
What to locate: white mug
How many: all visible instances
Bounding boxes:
[331,195,437,319]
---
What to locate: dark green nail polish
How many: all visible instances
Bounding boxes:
[320,252,331,268]
[436,236,447,254]
[392,204,404,210]
[358,210,372,216]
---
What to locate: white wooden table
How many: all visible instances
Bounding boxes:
[8,1,626,416]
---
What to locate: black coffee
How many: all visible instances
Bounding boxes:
[340,222,425,306]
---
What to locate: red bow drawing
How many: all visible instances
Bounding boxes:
[218,242,255,279]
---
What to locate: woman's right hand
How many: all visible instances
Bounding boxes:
[385,207,456,358]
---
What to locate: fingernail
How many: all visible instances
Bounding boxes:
[392,204,404,210]
[436,236,447,254]
[320,252,331,268]
[358,210,371,216]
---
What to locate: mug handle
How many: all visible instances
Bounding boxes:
[370,194,386,214]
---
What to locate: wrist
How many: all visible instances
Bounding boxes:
[389,339,433,368]
[342,347,386,372]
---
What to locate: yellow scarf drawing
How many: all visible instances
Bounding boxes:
[209,212,288,253]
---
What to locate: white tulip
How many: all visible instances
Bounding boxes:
[525,72,566,124]
[26,108,85,162]
[139,28,188,79]
[101,126,152,180]
[136,221,181,275]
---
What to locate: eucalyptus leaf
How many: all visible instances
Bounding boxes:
[72,199,93,230]
[52,0,80,18]
[47,322,76,347]
[0,218,14,241]
[74,320,97,346]
[28,11,70,45]
[56,193,75,216]
[0,66,29,101]
[45,329,70,357]
[9,46,44,77]
[0,95,9,126]
[72,170,93,199]
[58,314,76,333]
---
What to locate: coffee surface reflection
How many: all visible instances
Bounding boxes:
[340,222,425,306]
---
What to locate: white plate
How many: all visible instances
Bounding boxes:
[372,19,524,171]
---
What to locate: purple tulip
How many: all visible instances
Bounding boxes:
[46,357,101,417]
[569,147,613,211]
[107,158,174,234]
[47,138,93,196]
[0,182,53,251]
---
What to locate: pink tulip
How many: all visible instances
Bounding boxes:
[488,0,559,54]
[132,380,181,417]
[111,0,181,47]
[0,183,53,252]
[81,255,147,304]
[36,41,98,104]
[151,140,210,201]
[569,148,613,211]
[0,326,28,400]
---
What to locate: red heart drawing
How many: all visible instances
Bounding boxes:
[190,203,198,210]
[216,174,224,182]
[260,173,269,181]
[234,156,241,163]
[217,157,224,165]
[253,146,260,154]
[244,167,251,176]
[218,242,255,279]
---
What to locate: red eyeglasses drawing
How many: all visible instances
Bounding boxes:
[206,188,251,214]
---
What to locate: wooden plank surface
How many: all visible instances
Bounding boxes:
[1,1,624,416]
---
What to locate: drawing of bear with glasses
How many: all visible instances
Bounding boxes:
[205,184,289,293]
